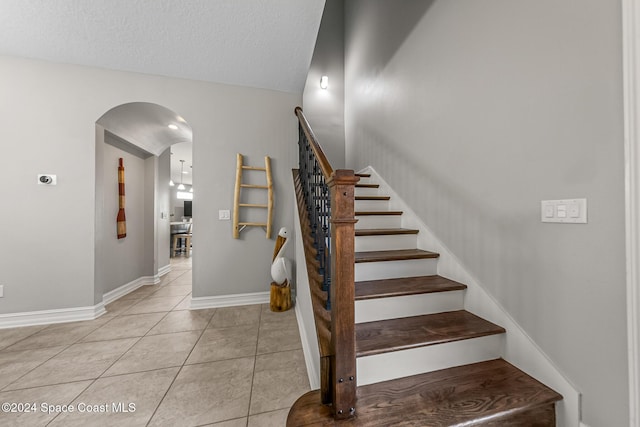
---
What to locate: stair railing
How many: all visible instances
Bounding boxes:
[294,106,359,419]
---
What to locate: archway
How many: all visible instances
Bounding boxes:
[94,102,193,305]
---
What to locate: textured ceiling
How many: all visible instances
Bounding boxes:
[0,0,325,93]
[6,1,326,182]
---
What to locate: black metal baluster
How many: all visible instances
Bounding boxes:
[298,121,333,311]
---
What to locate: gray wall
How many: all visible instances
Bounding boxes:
[343,1,627,426]
[302,0,346,169]
[0,55,299,313]
[98,137,149,294]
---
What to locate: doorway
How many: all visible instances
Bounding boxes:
[94,102,193,305]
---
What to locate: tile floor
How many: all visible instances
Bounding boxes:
[0,256,309,426]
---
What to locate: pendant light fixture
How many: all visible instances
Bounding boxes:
[177,160,186,190]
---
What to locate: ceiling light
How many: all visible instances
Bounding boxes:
[189,187,193,193]
[320,76,329,90]
[168,124,178,130]
[177,160,186,190]
[169,180,175,186]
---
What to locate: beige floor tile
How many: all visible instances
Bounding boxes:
[4,321,105,351]
[186,325,258,365]
[0,325,47,351]
[257,321,302,355]
[169,274,192,286]
[161,270,188,282]
[103,331,201,376]
[80,313,166,342]
[148,357,254,426]
[0,381,91,427]
[150,284,192,297]
[209,305,261,328]
[104,298,140,316]
[172,294,192,311]
[260,304,297,326]
[249,349,310,415]
[248,408,290,427]
[169,261,192,271]
[119,285,160,300]
[0,346,66,390]
[49,367,179,427]
[203,418,248,426]
[148,309,215,335]
[123,296,185,315]
[5,338,138,390]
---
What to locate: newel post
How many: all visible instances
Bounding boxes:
[327,169,359,419]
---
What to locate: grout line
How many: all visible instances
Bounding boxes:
[145,288,207,427]
[45,378,96,427]
[245,305,265,420]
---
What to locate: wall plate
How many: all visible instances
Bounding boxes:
[541,199,587,223]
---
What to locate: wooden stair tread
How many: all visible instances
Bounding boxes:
[355,275,467,300]
[356,310,505,357]
[355,173,371,177]
[355,196,390,201]
[355,249,439,263]
[355,228,418,236]
[356,183,379,188]
[287,359,562,426]
[355,210,402,216]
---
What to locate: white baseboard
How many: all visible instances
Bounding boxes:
[158,264,172,277]
[0,270,170,330]
[102,274,161,305]
[189,291,270,309]
[0,303,106,329]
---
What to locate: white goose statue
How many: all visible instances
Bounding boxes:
[271,227,292,285]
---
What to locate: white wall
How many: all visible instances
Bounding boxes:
[0,55,300,313]
[344,1,627,426]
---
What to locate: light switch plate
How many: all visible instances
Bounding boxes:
[541,199,587,223]
[219,210,230,220]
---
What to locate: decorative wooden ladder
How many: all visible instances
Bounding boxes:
[233,153,274,239]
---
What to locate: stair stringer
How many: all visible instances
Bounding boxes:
[359,165,580,427]
[291,175,321,391]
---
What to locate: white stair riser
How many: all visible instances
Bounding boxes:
[355,215,402,229]
[355,258,437,281]
[355,234,417,252]
[355,199,390,211]
[355,291,465,323]
[355,187,380,197]
[357,334,504,386]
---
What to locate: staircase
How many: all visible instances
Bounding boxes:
[288,108,562,426]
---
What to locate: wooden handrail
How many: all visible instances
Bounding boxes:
[295,106,333,179]
[294,107,359,420]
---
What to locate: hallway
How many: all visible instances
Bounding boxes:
[0,257,309,426]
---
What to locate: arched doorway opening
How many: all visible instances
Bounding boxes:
[94,102,193,305]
